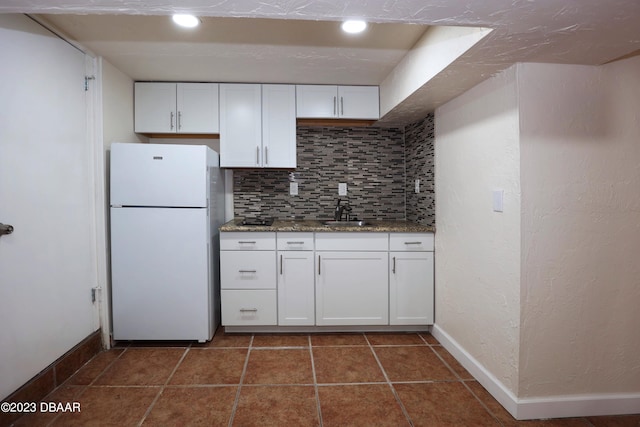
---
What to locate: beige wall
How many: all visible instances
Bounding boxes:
[102,58,145,148]
[434,64,522,394]
[434,57,640,415]
[518,59,640,397]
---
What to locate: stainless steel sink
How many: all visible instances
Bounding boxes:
[321,220,369,227]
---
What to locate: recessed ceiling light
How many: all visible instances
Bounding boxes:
[172,14,200,28]
[341,20,367,34]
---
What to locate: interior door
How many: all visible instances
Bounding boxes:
[0,15,98,400]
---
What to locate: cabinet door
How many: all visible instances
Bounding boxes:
[177,83,219,133]
[277,251,315,325]
[220,84,262,167]
[338,86,380,119]
[389,252,434,325]
[134,82,176,133]
[316,251,388,325]
[295,85,338,118]
[262,84,296,168]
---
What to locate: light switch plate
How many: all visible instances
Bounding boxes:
[338,183,347,196]
[290,182,298,196]
[493,189,504,212]
[414,179,420,193]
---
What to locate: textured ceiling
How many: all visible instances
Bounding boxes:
[2,0,639,124]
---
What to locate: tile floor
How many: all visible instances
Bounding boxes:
[11,330,640,427]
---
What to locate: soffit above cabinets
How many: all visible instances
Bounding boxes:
[35,14,429,86]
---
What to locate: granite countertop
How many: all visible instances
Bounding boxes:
[220,218,435,233]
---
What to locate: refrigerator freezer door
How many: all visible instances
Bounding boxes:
[111,207,213,341]
[111,143,208,208]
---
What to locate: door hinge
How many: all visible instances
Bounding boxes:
[84,75,95,91]
[91,287,101,303]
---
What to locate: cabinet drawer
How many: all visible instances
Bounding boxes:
[315,232,388,251]
[389,233,434,251]
[220,251,276,289]
[221,290,277,326]
[277,232,314,251]
[220,232,276,250]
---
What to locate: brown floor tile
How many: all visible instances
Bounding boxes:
[252,333,309,347]
[13,385,85,427]
[419,332,440,345]
[244,349,313,384]
[432,345,474,380]
[313,346,385,384]
[51,386,159,426]
[143,386,237,426]
[366,332,426,346]
[169,348,248,385]
[310,333,368,347]
[233,385,319,426]
[587,415,640,427]
[375,346,457,382]
[318,384,410,426]
[199,329,252,348]
[94,348,185,386]
[395,382,500,426]
[66,349,125,385]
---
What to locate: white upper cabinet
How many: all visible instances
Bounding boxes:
[134,82,219,134]
[262,84,297,168]
[220,84,296,168]
[219,84,262,168]
[296,85,379,120]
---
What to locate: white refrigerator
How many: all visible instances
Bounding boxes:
[110,142,225,342]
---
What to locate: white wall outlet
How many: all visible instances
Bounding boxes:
[414,179,420,193]
[290,182,298,196]
[492,189,504,212]
[338,183,347,196]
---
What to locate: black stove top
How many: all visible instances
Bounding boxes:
[240,217,274,226]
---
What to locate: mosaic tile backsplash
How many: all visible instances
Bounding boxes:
[233,115,435,226]
[405,114,435,226]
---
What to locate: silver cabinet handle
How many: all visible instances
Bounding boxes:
[318,255,321,275]
[178,111,182,130]
[286,241,305,245]
[340,96,344,116]
[238,241,256,244]
[404,242,423,245]
[280,254,283,275]
[239,308,258,312]
[392,256,396,274]
[170,111,174,130]
[265,146,268,165]
[0,223,14,237]
[238,270,257,273]
[333,96,337,116]
[256,146,260,165]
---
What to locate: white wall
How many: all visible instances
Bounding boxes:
[518,60,640,397]
[434,64,522,394]
[0,14,98,400]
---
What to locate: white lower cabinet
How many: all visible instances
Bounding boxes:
[316,251,388,326]
[389,233,435,325]
[221,290,277,326]
[277,251,315,326]
[389,252,434,325]
[220,230,434,329]
[220,232,277,326]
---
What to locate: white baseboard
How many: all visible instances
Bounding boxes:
[431,324,640,420]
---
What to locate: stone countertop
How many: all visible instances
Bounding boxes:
[219,219,435,233]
